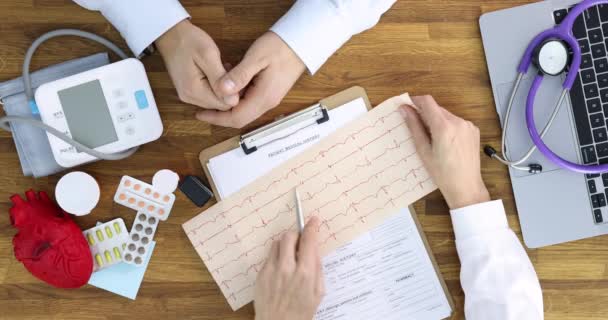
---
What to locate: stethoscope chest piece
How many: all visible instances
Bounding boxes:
[533,39,569,76]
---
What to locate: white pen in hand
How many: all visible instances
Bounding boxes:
[295,188,305,233]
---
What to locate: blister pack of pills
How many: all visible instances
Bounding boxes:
[83,218,129,271]
[113,169,180,267]
[123,212,158,266]
[113,175,175,221]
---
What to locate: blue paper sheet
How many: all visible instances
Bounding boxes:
[88,241,155,299]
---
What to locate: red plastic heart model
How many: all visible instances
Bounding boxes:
[8,190,93,288]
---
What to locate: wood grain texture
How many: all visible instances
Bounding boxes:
[0,0,601,319]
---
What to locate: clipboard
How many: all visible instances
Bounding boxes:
[197,86,455,316]
[409,205,456,316]
[199,86,372,200]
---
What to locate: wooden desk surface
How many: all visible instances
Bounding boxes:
[0,1,604,319]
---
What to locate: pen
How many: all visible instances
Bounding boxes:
[295,188,305,233]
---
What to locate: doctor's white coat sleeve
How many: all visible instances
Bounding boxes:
[72,0,190,56]
[74,0,395,74]
[270,0,397,74]
[451,200,544,320]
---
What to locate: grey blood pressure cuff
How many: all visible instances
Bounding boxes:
[0,53,110,177]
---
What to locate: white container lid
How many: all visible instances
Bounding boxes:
[152,169,179,194]
[55,171,100,216]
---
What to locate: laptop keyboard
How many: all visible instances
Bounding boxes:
[554,5,608,224]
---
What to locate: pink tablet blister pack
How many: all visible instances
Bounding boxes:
[113,175,175,221]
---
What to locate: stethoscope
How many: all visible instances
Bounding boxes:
[486,0,608,174]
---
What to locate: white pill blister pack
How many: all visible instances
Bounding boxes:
[123,212,158,265]
[113,169,179,267]
[83,218,129,271]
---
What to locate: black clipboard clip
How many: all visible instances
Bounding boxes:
[240,104,330,155]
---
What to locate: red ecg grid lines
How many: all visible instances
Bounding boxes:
[182,94,437,311]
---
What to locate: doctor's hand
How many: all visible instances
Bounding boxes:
[254,216,325,320]
[195,32,306,128]
[401,95,490,210]
[156,20,238,111]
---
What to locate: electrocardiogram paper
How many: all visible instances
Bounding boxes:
[183,93,437,310]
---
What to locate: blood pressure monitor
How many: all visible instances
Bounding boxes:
[34,58,163,168]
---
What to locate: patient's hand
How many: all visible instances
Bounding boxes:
[156,20,238,111]
[400,95,490,209]
[195,32,306,128]
[254,217,325,320]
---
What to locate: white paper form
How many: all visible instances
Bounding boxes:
[207,98,368,199]
[315,209,452,320]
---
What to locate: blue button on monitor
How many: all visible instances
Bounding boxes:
[29,100,40,115]
[134,90,149,109]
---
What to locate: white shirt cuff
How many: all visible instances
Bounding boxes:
[100,0,190,56]
[270,0,354,74]
[450,200,509,241]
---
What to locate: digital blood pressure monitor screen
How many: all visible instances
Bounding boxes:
[57,80,118,148]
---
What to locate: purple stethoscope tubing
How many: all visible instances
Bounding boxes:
[521,0,608,174]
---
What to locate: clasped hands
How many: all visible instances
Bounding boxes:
[156,20,306,128]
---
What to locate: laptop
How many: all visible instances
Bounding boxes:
[480,0,608,247]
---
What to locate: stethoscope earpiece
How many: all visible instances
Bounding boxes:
[528,163,543,174]
[484,145,543,174]
[483,145,498,159]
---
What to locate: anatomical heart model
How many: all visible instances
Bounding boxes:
[8,190,93,288]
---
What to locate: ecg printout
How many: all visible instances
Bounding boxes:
[203,99,452,319]
[183,93,438,310]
